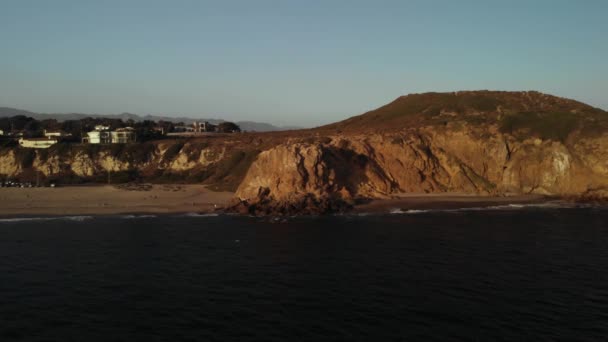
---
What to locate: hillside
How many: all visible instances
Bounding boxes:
[321,91,608,141]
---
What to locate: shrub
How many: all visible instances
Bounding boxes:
[107,169,140,184]
[162,142,184,164]
[499,111,579,142]
[123,143,156,164]
[15,148,36,168]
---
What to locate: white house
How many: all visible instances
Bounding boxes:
[193,121,216,132]
[83,127,111,144]
[82,126,136,144]
[19,137,58,149]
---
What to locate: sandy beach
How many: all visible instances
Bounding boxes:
[0,186,563,217]
[0,184,234,217]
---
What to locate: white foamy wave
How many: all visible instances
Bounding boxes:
[0,216,93,223]
[465,202,575,211]
[390,208,430,214]
[387,202,583,215]
[180,212,220,217]
[119,214,157,219]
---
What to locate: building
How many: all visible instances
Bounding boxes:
[82,126,136,144]
[174,125,195,133]
[19,137,58,149]
[0,129,3,136]
[44,130,72,139]
[110,127,136,144]
[193,121,217,133]
[83,126,111,144]
[168,121,217,137]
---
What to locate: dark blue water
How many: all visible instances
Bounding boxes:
[1,208,608,341]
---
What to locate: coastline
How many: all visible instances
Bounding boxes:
[0,184,233,218]
[0,185,570,218]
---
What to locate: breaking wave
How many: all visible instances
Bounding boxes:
[0,216,94,223]
[389,202,592,215]
[180,213,220,218]
[119,214,157,219]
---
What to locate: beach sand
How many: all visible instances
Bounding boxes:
[0,186,561,217]
[0,184,234,217]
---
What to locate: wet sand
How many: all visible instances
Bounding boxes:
[0,184,234,217]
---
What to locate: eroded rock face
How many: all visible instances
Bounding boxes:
[235,127,608,206]
[0,150,20,176]
[0,141,241,186]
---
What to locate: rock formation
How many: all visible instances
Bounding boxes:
[233,91,608,213]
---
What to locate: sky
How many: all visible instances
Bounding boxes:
[0,0,606,127]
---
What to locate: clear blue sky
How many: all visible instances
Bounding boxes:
[0,0,606,127]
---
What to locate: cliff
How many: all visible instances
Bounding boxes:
[233,91,608,213]
[0,137,267,191]
[236,128,608,200]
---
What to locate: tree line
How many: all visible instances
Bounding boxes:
[0,115,241,142]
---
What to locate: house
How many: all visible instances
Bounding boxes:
[83,126,111,144]
[110,127,136,144]
[194,121,217,132]
[19,137,58,149]
[82,126,136,144]
[44,130,72,139]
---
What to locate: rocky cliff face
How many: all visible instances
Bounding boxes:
[235,125,608,205]
[234,91,608,209]
[0,139,258,191]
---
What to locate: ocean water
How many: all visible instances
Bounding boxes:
[1,207,608,341]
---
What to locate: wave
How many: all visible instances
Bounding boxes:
[390,209,430,214]
[119,214,157,219]
[0,216,93,223]
[179,212,220,218]
[389,202,591,215]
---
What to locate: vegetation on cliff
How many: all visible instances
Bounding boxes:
[322,91,607,142]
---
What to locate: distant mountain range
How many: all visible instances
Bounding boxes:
[0,107,301,132]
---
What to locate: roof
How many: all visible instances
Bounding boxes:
[20,137,58,142]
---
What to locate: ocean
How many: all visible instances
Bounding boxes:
[1,207,608,341]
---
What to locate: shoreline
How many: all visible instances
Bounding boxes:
[0,186,582,218]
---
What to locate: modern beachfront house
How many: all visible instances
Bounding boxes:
[82,125,136,144]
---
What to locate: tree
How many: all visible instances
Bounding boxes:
[23,120,42,137]
[217,122,241,133]
[61,120,83,140]
[41,119,60,131]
